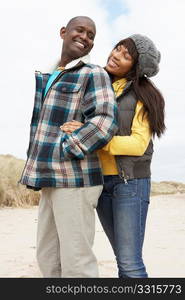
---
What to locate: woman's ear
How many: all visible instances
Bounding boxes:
[60,27,66,40]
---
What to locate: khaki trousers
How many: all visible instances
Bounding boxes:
[36,185,103,278]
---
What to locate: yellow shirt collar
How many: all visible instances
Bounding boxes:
[112,78,127,97]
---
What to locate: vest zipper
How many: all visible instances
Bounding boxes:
[120,169,128,185]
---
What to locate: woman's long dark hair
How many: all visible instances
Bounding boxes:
[114,38,166,138]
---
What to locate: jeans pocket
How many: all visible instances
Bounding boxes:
[114,179,138,197]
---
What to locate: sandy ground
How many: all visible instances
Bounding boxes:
[0,193,185,278]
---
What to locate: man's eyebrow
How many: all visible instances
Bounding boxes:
[76,25,95,34]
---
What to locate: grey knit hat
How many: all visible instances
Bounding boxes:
[129,34,161,78]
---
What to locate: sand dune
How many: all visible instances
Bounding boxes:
[0,193,185,278]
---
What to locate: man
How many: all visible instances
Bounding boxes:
[20,16,118,278]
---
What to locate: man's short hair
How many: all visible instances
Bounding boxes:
[66,16,96,31]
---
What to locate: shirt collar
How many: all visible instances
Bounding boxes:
[64,54,90,69]
[40,54,91,74]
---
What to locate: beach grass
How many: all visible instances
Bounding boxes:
[0,154,40,207]
[0,154,185,207]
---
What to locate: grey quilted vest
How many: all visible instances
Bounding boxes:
[115,81,153,183]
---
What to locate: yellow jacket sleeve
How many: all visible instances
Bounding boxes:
[102,101,152,156]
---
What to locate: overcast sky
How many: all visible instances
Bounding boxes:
[0,0,185,183]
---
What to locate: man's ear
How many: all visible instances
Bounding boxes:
[60,27,66,40]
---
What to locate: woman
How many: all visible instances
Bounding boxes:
[60,34,166,278]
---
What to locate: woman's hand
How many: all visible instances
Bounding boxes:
[60,120,84,134]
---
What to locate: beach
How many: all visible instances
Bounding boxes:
[0,193,185,278]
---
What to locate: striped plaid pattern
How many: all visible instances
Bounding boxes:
[20,63,118,188]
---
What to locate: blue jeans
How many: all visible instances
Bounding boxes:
[97,175,151,278]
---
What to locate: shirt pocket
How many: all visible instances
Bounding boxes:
[51,82,82,111]
[53,81,82,94]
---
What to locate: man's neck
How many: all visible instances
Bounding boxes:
[57,54,90,70]
[59,55,73,67]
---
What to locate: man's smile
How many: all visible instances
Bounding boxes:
[73,40,87,49]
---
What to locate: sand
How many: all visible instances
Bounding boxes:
[0,193,185,278]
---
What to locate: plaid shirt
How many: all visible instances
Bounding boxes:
[20,62,118,189]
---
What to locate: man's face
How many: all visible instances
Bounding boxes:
[60,17,96,60]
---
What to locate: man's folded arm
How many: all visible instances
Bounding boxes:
[61,67,118,159]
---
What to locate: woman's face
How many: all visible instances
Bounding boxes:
[105,44,134,78]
